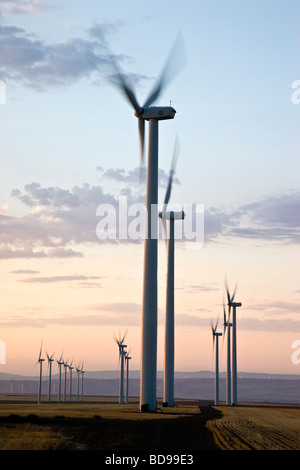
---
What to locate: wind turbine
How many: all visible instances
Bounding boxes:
[80,361,85,402]
[159,137,184,407]
[57,353,64,402]
[76,363,81,402]
[223,301,232,406]
[211,319,222,406]
[115,332,127,404]
[225,279,242,406]
[46,351,55,403]
[108,33,186,412]
[37,343,44,404]
[63,358,69,403]
[125,350,132,404]
[68,360,74,402]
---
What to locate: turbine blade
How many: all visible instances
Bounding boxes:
[163,136,180,212]
[138,117,145,164]
[224,276,230,304]
[121,328,128,344]
[108,53,142,114]
[223,309,227,335]
[143,31,187,108]
[231,282,238,302]
[38,341,43,361]
[161,216,168,244]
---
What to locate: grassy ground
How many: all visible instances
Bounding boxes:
[0,395,299,451]
[0,395,219,451]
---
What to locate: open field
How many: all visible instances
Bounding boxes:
[0,395,299,451]
[208,404,300,450]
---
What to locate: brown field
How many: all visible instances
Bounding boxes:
[207,404,300,450]
[0,395,299,451]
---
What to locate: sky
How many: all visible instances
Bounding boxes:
[0,0,300,378]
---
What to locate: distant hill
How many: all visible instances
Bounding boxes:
[1,369,299,381]
[1,370,299,405]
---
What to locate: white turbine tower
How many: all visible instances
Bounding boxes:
[63,359,69,403]
[211,319,222,406]
[76,363,81,402]
[80,361,85,402]
[125,350,132,404]
[37,343,44,405]
[225,279,242,406]
[108,33,186,412]
[46,351,55,403]
[68,360,74,402]
[115,332,127,404]
[57,353,64,403]
[223,301,232,406]
[159,137,184,407]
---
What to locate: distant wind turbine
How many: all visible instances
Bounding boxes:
[68,360,74,401]
[57,353,64,403]
[46,351,55,403]
[225,278,242,406]
[159,137,184,407]
[37,343,44,405]
[80,361,85,402]
[223,301,232,406]
[108,32,187,412]
[76,363,81,402]
[63,359,69,402]
[125,350,132,404]
[211,319,222,406]
[115,332,127,404]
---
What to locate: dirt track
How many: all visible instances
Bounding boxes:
[207,405,300,450]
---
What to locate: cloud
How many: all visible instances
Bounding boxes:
[204,190,300,244]
[246,300,300,315]
[98,166,180,188]
[19,274,103,283]
[1,308,299,333]
[229,190,300,244]
[0,301,143,328]
[0,19,149,92]
[10,269,40,274]
[0,247,83,259]
[0,24,105,89]
[1,181,299,260]
[0,0,50,15]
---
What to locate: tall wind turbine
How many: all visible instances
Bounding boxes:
[115,332,127,405]
[159,137,184,407]
[57,353,64,403]
[68,360,74,402]
[108,33,186,412]
[225,279,242,406]
[125,350,132,404]
[223,302,232,406]
[46,351,55,403]
[211,319,222,406]
[37,343,44,405]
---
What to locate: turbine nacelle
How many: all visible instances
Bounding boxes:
[135,106,176,121]
[231,302,242,308]
[159,209,185,220]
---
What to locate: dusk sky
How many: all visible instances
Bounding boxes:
[0,0,299,377]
